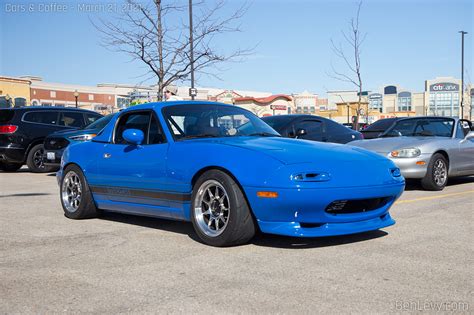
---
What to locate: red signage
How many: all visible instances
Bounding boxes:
[270,105,287,110]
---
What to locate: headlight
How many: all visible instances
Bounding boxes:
[68,134,97,142]
[390,148,421,158]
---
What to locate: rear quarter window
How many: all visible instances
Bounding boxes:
[23,111,59,125]
[85,113,103,125]
[0,109,15,123]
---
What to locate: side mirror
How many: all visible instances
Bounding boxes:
[123,129,144,145]
[296,128,307,138]
[463,131,474,141]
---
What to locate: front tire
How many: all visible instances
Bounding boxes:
[60,164,100,219]
[421,153,448,191]
[26,144,55,173]
[191,170,256,247]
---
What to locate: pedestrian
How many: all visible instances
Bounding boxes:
[164,86,183,101]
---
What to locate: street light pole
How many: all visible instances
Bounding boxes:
[189,0,195,100]
[347,103,350,124]
[5,94,11,108]
[74,90,79,108]
[459,31,468,119]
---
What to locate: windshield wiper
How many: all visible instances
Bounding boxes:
[180,134,220,140]
[247,132,281,137]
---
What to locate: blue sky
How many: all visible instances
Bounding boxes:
[1,0,473,96]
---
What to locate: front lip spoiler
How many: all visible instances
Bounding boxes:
[257,213,395,237]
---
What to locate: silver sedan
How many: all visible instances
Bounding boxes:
[351,117,474,190]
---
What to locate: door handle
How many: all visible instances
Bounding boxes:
[103,153,112,159]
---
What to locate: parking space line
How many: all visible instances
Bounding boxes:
[396,190,474,204]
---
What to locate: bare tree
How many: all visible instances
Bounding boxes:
[93,0,252,101]
[328,1,366,129]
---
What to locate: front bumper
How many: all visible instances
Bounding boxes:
[0,146,26,164]
[258,213,395,237]
[44,149,64,167]
[244,182,404,237]
[387,154,431,179]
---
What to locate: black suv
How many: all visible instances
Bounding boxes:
[262,114,363,144]
[0,107,102,172]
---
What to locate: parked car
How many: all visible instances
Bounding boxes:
[58,101,404,246]
[342,122,368,131]
[351,117,474,191]
[361,117,401,139]
[0,107,102,172]
[44,114,115,168]
[261,115,363,144]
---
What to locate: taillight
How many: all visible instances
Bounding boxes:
[0,125,18,134]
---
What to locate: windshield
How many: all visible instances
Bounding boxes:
[364,118,398,131]
[261,116,292,131]
[162,104,280,140]
[83,114,114,130]
[382,118,455,138]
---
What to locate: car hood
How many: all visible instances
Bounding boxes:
[350,136,442,153]
[206,136,386,165]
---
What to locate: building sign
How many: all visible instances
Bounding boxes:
[369,93,382,99]
[429,83,459,92]
[270,105,287,111]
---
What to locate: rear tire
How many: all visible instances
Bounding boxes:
[0,162,22,172]
[26,144,55,173]
[421,153,448,191]
[60,164,100,219]
[191,170,256,247]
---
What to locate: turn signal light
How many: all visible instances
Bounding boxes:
[0,125,18,134]
[257,191,279,198]
[416,161,426,165]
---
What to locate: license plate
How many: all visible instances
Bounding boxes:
[47,152,55,160]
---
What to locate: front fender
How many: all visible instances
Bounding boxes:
[165,142,284,193]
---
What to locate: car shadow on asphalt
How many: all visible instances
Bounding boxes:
[251,230,388,249]
[404,176,474,191]
[99,211,388,248]
[0,193,52,198]
[99,212,202,242]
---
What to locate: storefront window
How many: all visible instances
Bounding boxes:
[428,82,460,117]
[397,92,412,112]
[369,93,383,113]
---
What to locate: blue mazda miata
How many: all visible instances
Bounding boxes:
[58,101,405,246]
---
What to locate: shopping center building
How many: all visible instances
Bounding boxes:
[325,77,472,122]
[0,74,472,120]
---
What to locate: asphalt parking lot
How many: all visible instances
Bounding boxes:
[1,169,472,313]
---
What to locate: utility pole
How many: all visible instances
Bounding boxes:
[459,31,467,119]
[189,0,196,100]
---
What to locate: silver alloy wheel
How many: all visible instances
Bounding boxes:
[194,180,230,237]
[433,159,447,186]
[62,171,82,213]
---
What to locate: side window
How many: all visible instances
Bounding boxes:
[458,120,471,138]
[294,120,323,140]
[114,112,151,144]
[148,114,166,144]
[58,112,86,127]
[85,113,102,125]
[23,111,59,125]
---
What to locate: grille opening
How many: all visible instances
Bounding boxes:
[299,222,325,228]
[325,197,391,215]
